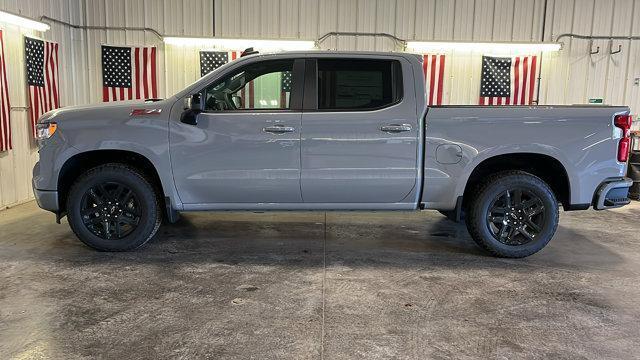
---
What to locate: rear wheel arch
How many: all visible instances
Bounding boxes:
[58,150,167,214]
[462,153,571,209]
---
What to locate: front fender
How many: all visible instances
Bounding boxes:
[35,99,182,211]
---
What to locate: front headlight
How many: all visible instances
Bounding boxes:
[36,122,57,140]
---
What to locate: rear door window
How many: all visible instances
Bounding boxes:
[317,59,402,110]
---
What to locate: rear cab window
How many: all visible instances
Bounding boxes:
[317,59,403,111]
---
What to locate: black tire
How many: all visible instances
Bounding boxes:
[66,163,161,251]
[465,170,559,258]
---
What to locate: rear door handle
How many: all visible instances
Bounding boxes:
[263,125,295,134]
[380,124,412,133]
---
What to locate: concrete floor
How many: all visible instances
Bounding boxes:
[0,201,639,359]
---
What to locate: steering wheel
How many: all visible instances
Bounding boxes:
[224,92,239,110]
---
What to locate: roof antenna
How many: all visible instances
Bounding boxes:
[241,47,259,57]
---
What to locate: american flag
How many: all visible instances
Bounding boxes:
[25,36,59,139]
[423,54,445,106]
[0,31,10,151]
[199,50,241,77]
[102,45,157,102]
[280,71,292,108]
[479,55,538,105]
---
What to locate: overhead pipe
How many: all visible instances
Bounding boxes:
[554,33,640,47]
[39,15,163,40]
[316,31,407,49]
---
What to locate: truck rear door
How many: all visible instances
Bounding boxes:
[300,57,419,204]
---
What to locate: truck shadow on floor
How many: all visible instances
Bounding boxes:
[38,211,624,272]
[0,208,627,272]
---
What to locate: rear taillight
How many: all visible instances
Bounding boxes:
[614,114,633,162]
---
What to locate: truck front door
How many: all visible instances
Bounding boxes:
[300,57,419,204]
[169,58,304,205]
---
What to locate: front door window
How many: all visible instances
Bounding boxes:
[204,59,294,111]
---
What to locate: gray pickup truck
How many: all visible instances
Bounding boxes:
[32,51,633,257]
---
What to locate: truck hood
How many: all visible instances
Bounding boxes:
[40,98,173,124]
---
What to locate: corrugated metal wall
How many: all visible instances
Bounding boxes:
[1,0,640,208]
[0,0,85,208]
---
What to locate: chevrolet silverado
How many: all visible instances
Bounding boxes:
[32,51,634,257]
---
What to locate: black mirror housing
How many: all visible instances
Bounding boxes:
[190,93,202,110]
[181,93,202,125]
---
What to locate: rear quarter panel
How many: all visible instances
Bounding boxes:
[421,106,629,210]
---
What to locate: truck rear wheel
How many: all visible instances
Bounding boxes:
[66,164,161,251]
[465,171,559,258]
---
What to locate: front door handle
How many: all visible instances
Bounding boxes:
[263,125,295,134]
[380,124,412,133]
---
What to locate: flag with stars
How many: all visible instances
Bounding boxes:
[25,36,59,138]
[479,55,537,105]
[199,50,241,77]
[280,71,292,108]
[0,31,11,151]
[101,45,157,102]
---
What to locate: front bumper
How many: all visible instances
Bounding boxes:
[593,177,633,210]
[32,180,59,213]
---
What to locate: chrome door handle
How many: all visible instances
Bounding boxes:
[263,125,295,134]
[380,124,412,133]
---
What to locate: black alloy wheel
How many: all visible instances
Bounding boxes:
[486,188,545,246]
[465,171,559,258]
[67,163,162,251]
[80,182,141,240]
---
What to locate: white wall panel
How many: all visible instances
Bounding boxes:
[433,0,455,40]
[394,0,415,42]
[604,0,633,106]
[0,0,85,208]
[3,0,640,209]
[355,0,376,50]
[413,0,436,40]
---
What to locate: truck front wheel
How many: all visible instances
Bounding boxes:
[66,164,162,251]
[465,171,559,258]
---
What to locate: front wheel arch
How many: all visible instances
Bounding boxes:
[58,150,166,216]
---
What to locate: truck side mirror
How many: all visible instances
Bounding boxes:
[181,93,202,125]
[184,93,202,111]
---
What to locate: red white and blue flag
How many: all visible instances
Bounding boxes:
[423,54,445,106]
[199,50,241,77]
[479,55,537,105]
[102,45,157,102]
[0,30,10,151]
[280,70,292,108]
[25,36,59,138]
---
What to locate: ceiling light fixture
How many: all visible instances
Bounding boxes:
[0,10,50,32]
[163,37,316,51]
[406,41,561,54]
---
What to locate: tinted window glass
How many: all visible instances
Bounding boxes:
[317,59,402,110]
[204,59,294,111]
